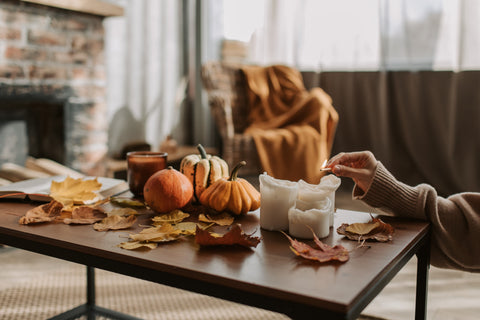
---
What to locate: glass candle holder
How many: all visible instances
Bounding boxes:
[127,151,167,197]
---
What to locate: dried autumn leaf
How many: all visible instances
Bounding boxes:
[50,176,102,205]
[93,215,137,231]
[173,222,198,235]
[118,241,157,250]
[282,231,349,263]
[63,206,106,225]
[151,210,189,225]
[195,224,261,248]
[107,208,138,217]
[129,224,182,242]
[18,200,64,225]
[345,221,381,235]
[110,197,145,207]
[337,217,394,242]
[199,212,234,226]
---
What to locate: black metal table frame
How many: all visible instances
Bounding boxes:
[0,226,430,320]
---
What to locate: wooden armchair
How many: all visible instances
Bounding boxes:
[201,61,262,176]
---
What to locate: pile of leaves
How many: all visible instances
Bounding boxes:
[336,216,394,242]
[18,177,139,231]
[119,209,261,250]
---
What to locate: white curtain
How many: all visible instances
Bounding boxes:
[235,0,480,71]
[104,0,184,156]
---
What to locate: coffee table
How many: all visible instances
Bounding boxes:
[0,199,430,320]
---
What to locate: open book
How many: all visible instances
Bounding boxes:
[0,176,129,203]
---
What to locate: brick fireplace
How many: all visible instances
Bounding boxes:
[0,0,122,176]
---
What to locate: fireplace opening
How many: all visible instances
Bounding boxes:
[0,98,66,167]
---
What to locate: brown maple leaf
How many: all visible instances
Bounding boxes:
[337,217,394,242]
[19,200,64,225]
[195,224,261,248]
[282,231,349,263]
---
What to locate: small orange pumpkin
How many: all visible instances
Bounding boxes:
[143,166,193,213]
[199,161,261,215]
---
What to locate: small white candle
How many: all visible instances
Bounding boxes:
[295,197,330,212]
[297,177,341,227]
[259,173,298,231]
[288,206,330,239]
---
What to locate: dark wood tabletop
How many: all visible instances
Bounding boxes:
[0,200,430,320]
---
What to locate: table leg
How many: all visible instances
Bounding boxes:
[415,233,430,320]
[48,266,143,320]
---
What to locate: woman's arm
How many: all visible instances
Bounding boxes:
[328,152,480,272]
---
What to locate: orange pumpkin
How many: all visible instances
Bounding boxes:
[199,161,261,215]
[143,166,193,213]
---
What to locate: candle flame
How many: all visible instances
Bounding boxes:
[320,159,332,171]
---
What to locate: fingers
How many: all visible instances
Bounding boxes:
[327,151,373,168]
[331,164,363,179]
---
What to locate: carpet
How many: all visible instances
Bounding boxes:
[3,246,479,320]
[0,248,292,320]
[0,248,391,320]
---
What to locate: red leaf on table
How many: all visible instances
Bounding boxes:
[195,224,261,248]
[63,206,106,225]
[282,231,349,263]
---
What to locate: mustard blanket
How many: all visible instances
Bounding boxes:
[242,65,338,183]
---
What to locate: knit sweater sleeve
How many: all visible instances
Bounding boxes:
[353,162,480,272]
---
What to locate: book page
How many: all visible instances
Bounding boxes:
[0,176,128,203]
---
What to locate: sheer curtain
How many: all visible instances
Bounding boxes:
[219,0,480,194]
[243,0,480,71]
[105,0,184,156]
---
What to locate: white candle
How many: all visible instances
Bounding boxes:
[297,176,341,227]
[288,206,330,239]
[295,197,330,211]
[259,173,298,231]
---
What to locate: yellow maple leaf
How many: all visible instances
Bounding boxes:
[151,210,189,225]
[50,176,102,205]
[129,224,182,242]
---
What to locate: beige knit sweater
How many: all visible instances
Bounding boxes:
[353,162,480,272]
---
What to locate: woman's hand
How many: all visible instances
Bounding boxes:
[326,151,378,193]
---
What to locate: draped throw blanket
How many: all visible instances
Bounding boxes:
[242,65,339,184]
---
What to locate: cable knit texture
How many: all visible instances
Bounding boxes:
[353,162,480,272]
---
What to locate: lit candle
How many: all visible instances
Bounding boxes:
[259,173,298,231]
[288,205,331,239]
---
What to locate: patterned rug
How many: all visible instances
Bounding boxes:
[0,248,390,320]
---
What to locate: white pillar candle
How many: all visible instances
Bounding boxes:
[288,206,330,239]
[259,173,298,231]
[297,176,341,227]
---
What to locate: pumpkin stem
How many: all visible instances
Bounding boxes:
[167,166,173,170]
[229,161,246,181]
[197,144,208,159]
